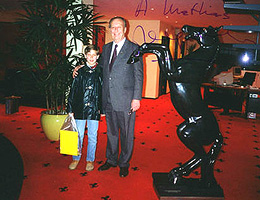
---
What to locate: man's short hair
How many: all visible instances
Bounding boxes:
[109,16,127,28]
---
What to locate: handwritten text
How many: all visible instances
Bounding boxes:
[135,0,230,20]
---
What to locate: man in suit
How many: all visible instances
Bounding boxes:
[97,16,143,177]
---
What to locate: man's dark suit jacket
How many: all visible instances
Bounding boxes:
[100,39,143,112]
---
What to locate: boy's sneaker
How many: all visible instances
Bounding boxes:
[68,160,79,170]
[86,161,94,171]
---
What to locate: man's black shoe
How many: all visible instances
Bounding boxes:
[119,167,129,177]
[98,161,116,171]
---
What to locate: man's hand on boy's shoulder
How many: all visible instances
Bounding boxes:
[73,65,83,78]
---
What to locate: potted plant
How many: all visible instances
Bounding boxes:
[15,0,103,140]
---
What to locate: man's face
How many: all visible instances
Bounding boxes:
[110,18,126,43]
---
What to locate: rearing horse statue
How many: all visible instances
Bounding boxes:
[128,25,223,188]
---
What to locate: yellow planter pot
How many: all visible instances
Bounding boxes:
[40,113,68,141]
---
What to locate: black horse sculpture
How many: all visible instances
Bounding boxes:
[128,25,223,188]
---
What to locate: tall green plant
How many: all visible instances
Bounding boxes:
[15,0,103,114]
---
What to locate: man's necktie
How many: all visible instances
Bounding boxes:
[109,44,118,71]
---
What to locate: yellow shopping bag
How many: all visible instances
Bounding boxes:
[59,113,79,156]
[60,130,78,156]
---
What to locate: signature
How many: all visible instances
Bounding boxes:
[135,0,148,17]
[135,0,230,20]
[163,0,229,19]
[132,25,256,46]
[132,25,160,43]
[134,0,255,46]
[132,25,256,63]
[219,31,256,44]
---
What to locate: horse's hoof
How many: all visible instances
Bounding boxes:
[168,169,182,184]
[168,173,179,184]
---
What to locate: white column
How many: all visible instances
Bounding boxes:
[82,0,93,4]
[67,0,93,60]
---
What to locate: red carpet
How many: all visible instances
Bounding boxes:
[0,93,260,200]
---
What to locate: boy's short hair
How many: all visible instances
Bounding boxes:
[84,45,100,55]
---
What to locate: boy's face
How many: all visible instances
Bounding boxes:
[86,50,99,66]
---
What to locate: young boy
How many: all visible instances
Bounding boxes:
[67,45,102,171]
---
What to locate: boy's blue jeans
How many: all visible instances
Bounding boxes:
[73,119,99,162]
